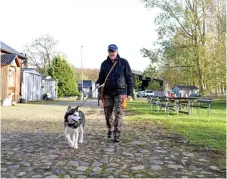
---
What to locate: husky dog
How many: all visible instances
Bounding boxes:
[64,106,85,149]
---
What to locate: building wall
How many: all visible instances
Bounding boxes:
[0,65,9,100]
[15,66,21,102]
[172,87,180,96]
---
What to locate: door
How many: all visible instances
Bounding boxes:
[8,67,16,101]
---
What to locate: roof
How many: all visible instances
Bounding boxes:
[132,70,143,76]
[1,54,17,65]
[22,68,41,76]
[78,80,93,88]
[0,41,27,59]
[173,85,199,90]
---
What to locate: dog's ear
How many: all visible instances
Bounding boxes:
[67,106,71,112]
[75,105,79,110]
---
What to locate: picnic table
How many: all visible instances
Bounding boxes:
[166,97,197,115]
[148,96,212,116]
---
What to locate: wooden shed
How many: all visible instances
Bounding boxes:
[21,68,42,101]
[172,85,199,97]
[0,41,27,103]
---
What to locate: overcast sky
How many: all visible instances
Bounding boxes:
[0,0,159,71]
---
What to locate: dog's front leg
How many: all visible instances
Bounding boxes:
[65,128,73,147]
[73,129,79,149]
[79,126,84,143]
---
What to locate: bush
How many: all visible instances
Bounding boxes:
[48,55,79,97]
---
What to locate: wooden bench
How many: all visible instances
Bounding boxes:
[190,98,212,116]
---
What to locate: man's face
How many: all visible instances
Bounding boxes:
[108,50,118,60]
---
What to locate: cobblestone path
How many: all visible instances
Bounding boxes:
[1,102,225,178]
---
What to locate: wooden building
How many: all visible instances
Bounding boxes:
[172,85,199,97]
[0,41,27,102]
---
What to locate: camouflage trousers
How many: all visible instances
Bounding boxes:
[103,95,125,137]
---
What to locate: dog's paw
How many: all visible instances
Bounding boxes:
[73,145,78,149]
[79,140,83,144]
[69,143,74,148]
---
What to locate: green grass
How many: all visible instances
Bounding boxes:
[125,99,226,150]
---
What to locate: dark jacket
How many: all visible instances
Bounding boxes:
[96,54,133,96]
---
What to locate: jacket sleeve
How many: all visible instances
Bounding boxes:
[96,63,105,85]
[125,60,134,96]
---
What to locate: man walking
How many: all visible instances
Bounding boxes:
[96,44,133,143]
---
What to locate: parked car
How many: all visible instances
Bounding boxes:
[144,90,154,97]
[137,91,145,98]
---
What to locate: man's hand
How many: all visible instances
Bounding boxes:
[95,83,100,88]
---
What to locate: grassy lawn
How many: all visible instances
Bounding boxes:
[125,98,226,150]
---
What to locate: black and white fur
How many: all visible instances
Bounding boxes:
[64,106,85,149]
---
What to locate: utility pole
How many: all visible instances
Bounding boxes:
[81,45,83,100]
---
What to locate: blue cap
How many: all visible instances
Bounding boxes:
[108,44,118,51]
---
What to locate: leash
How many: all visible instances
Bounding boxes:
[77,60,118,108]
[76,85,103,108]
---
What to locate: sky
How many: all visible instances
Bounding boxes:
[0,0,159,71]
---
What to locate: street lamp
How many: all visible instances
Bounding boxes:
[81,46,83,100]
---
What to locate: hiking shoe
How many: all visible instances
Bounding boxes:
[107,131,113,138]
[113,136,120,143]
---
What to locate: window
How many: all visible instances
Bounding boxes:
[8,67,15,87]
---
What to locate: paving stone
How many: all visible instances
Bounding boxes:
[44,172,54,176]
[129,141,147,145]
[198,158,209,162]
[107,175,114,178]
[8,165,20,169]
[108,163,119,167]
[103,148,115,152]
[1,168,7,172]
[119,175,129,178]
[150,165,162,170]
[168,164,184,170]
[92,167,102,172]
[45,175,59,178]
[16,172,26,177]
[135,174,144,177]
[122,152,134,157]
[209,166,219,171]
[77,175,87,178]
[91,161,102,167]
[149,160,164,165]
[47,155,59,160]
[149,156,159,160]
[68,161,79,167]
[196,175,205,178]
[20,162,31,167]
[182,152,194,157]
[76,166,88,171]
[154,150,167,154]
[106,168,115,172]
[32,175,43,178]
[130,165,145,170]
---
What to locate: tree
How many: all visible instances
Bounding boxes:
[24,34,58,75]
[133,75,142,91]
[73,67,99,83]
[146,80,162,90]
[48,55,79,97]
[141,0,226,93]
